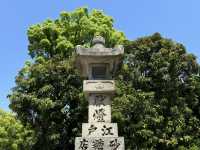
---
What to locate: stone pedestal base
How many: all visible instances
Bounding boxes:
[82,123,118,137]
[75,137,125,150]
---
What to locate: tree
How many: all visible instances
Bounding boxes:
[0,109,35,150]
[8,7,200,150]
[113,33,200,149]
[8,7,125,150]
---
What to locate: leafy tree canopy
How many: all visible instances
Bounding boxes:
[8,7,200,150]
[0,109,35,150]
[8,7,125,150]
[113,33,200,149]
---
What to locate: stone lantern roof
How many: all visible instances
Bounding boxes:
[76,36,124,56]
[75,36,124,78]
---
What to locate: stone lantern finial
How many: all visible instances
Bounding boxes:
[92,36,105,47]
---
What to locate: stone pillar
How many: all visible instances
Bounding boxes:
[75,36,125,150]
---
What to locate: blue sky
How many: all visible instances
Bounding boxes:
[0,0,199,111]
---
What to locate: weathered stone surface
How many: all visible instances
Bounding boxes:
[75,36,124,78]
[75,137,125,150]
[75,36,125,150]
[88,93,112,123]
[76,56,123,79]
[76,45,124,56]
[83,80,115,94]
[88,94,111,105]
[89,105,111,123]
[82,123,118,137]
[92,36,106,45]
[76,36,124,56]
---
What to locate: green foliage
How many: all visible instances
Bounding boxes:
[113,33,200,149]
[27,7,125,59]
[8,8,125,150]
[0,109,35,150]
[8,7,200,150]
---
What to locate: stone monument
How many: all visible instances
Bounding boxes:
[75,36,125,150]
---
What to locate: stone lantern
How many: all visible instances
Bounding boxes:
[75,36,125,150]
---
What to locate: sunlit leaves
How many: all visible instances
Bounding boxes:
[27,7,125,59]
[113,33,200,149]
[9,7,125,150]
[0,109,35,150]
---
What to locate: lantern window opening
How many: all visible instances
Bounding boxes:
[90,63,109,80]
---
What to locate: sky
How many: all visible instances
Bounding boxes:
[0,0,199,111]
